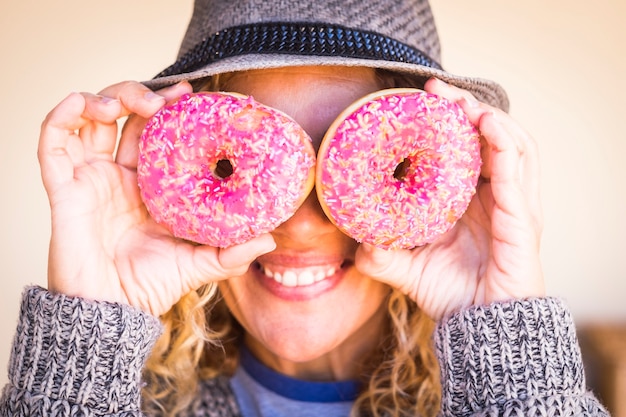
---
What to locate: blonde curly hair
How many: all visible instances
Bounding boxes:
[142,68,441,416]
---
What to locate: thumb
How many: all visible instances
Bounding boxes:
[179,234,277,294]
[218,234,277,272]
[355,243,422,290]
[355,243,398,278]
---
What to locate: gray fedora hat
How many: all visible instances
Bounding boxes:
[144,0,509,111]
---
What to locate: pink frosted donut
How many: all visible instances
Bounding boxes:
[316,88,481,250]
[138,92,316,247]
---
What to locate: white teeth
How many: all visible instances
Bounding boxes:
[314,271,326,282]
[282,271,298,287]
[297,270,315,286]
[265,267,275,278]
[261,265,339,287]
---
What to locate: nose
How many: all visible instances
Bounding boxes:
[272,188,338,244]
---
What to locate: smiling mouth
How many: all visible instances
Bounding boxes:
[256,261,349,287]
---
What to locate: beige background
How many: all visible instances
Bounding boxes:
[0,0,624,385]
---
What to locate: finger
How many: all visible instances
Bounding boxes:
[516,127,542,230]
[426,77,535,177]
[38,93,86,193]
[156,80,194,102]
[116,81,194,169]
[355,243,418,295]
[98,80,166,119]
[425,77,507,178]
[455,95,540,219]
[426,78,542,227]
[425,77,482,109]
[79,93,123,161]
[478,110,542,231]
[477,113,543,243]
[180,234,276,292]
[38,92,120,193]
[425,77,505,124]
[217,234,277,273]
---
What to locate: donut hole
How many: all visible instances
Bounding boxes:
[214,159,234,179]
[393,158,411,181]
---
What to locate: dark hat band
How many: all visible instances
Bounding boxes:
[154,22,443,79]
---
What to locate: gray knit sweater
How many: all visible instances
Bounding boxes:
[0,286,609,416]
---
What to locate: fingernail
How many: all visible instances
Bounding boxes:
[163,81,187,91]
[99,96,119,105]
[482,110,501,125]
[461,96,479,108]
[92,94,118,104]
[175,80,191,88]
[360,243,375,253]
[262,239,277,253]
[144,91,165,102]
[254,234,276,254]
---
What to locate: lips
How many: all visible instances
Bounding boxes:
[252,254,351,300]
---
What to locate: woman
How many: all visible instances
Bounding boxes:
[0,0,608,416]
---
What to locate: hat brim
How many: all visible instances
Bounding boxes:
[143,54,509,112]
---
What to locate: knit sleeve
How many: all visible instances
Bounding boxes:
[0,286,163,417]
[434,297,610,416]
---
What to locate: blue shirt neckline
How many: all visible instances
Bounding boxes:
[239,345,361,403]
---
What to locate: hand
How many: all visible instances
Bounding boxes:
[38,81,276,317]
[355,78,545,320]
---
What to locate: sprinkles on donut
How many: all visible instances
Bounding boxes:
[316,88,482,250]
[137,92,316,248]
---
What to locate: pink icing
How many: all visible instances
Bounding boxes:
[137,92,315,247]
[317,90,481,249]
